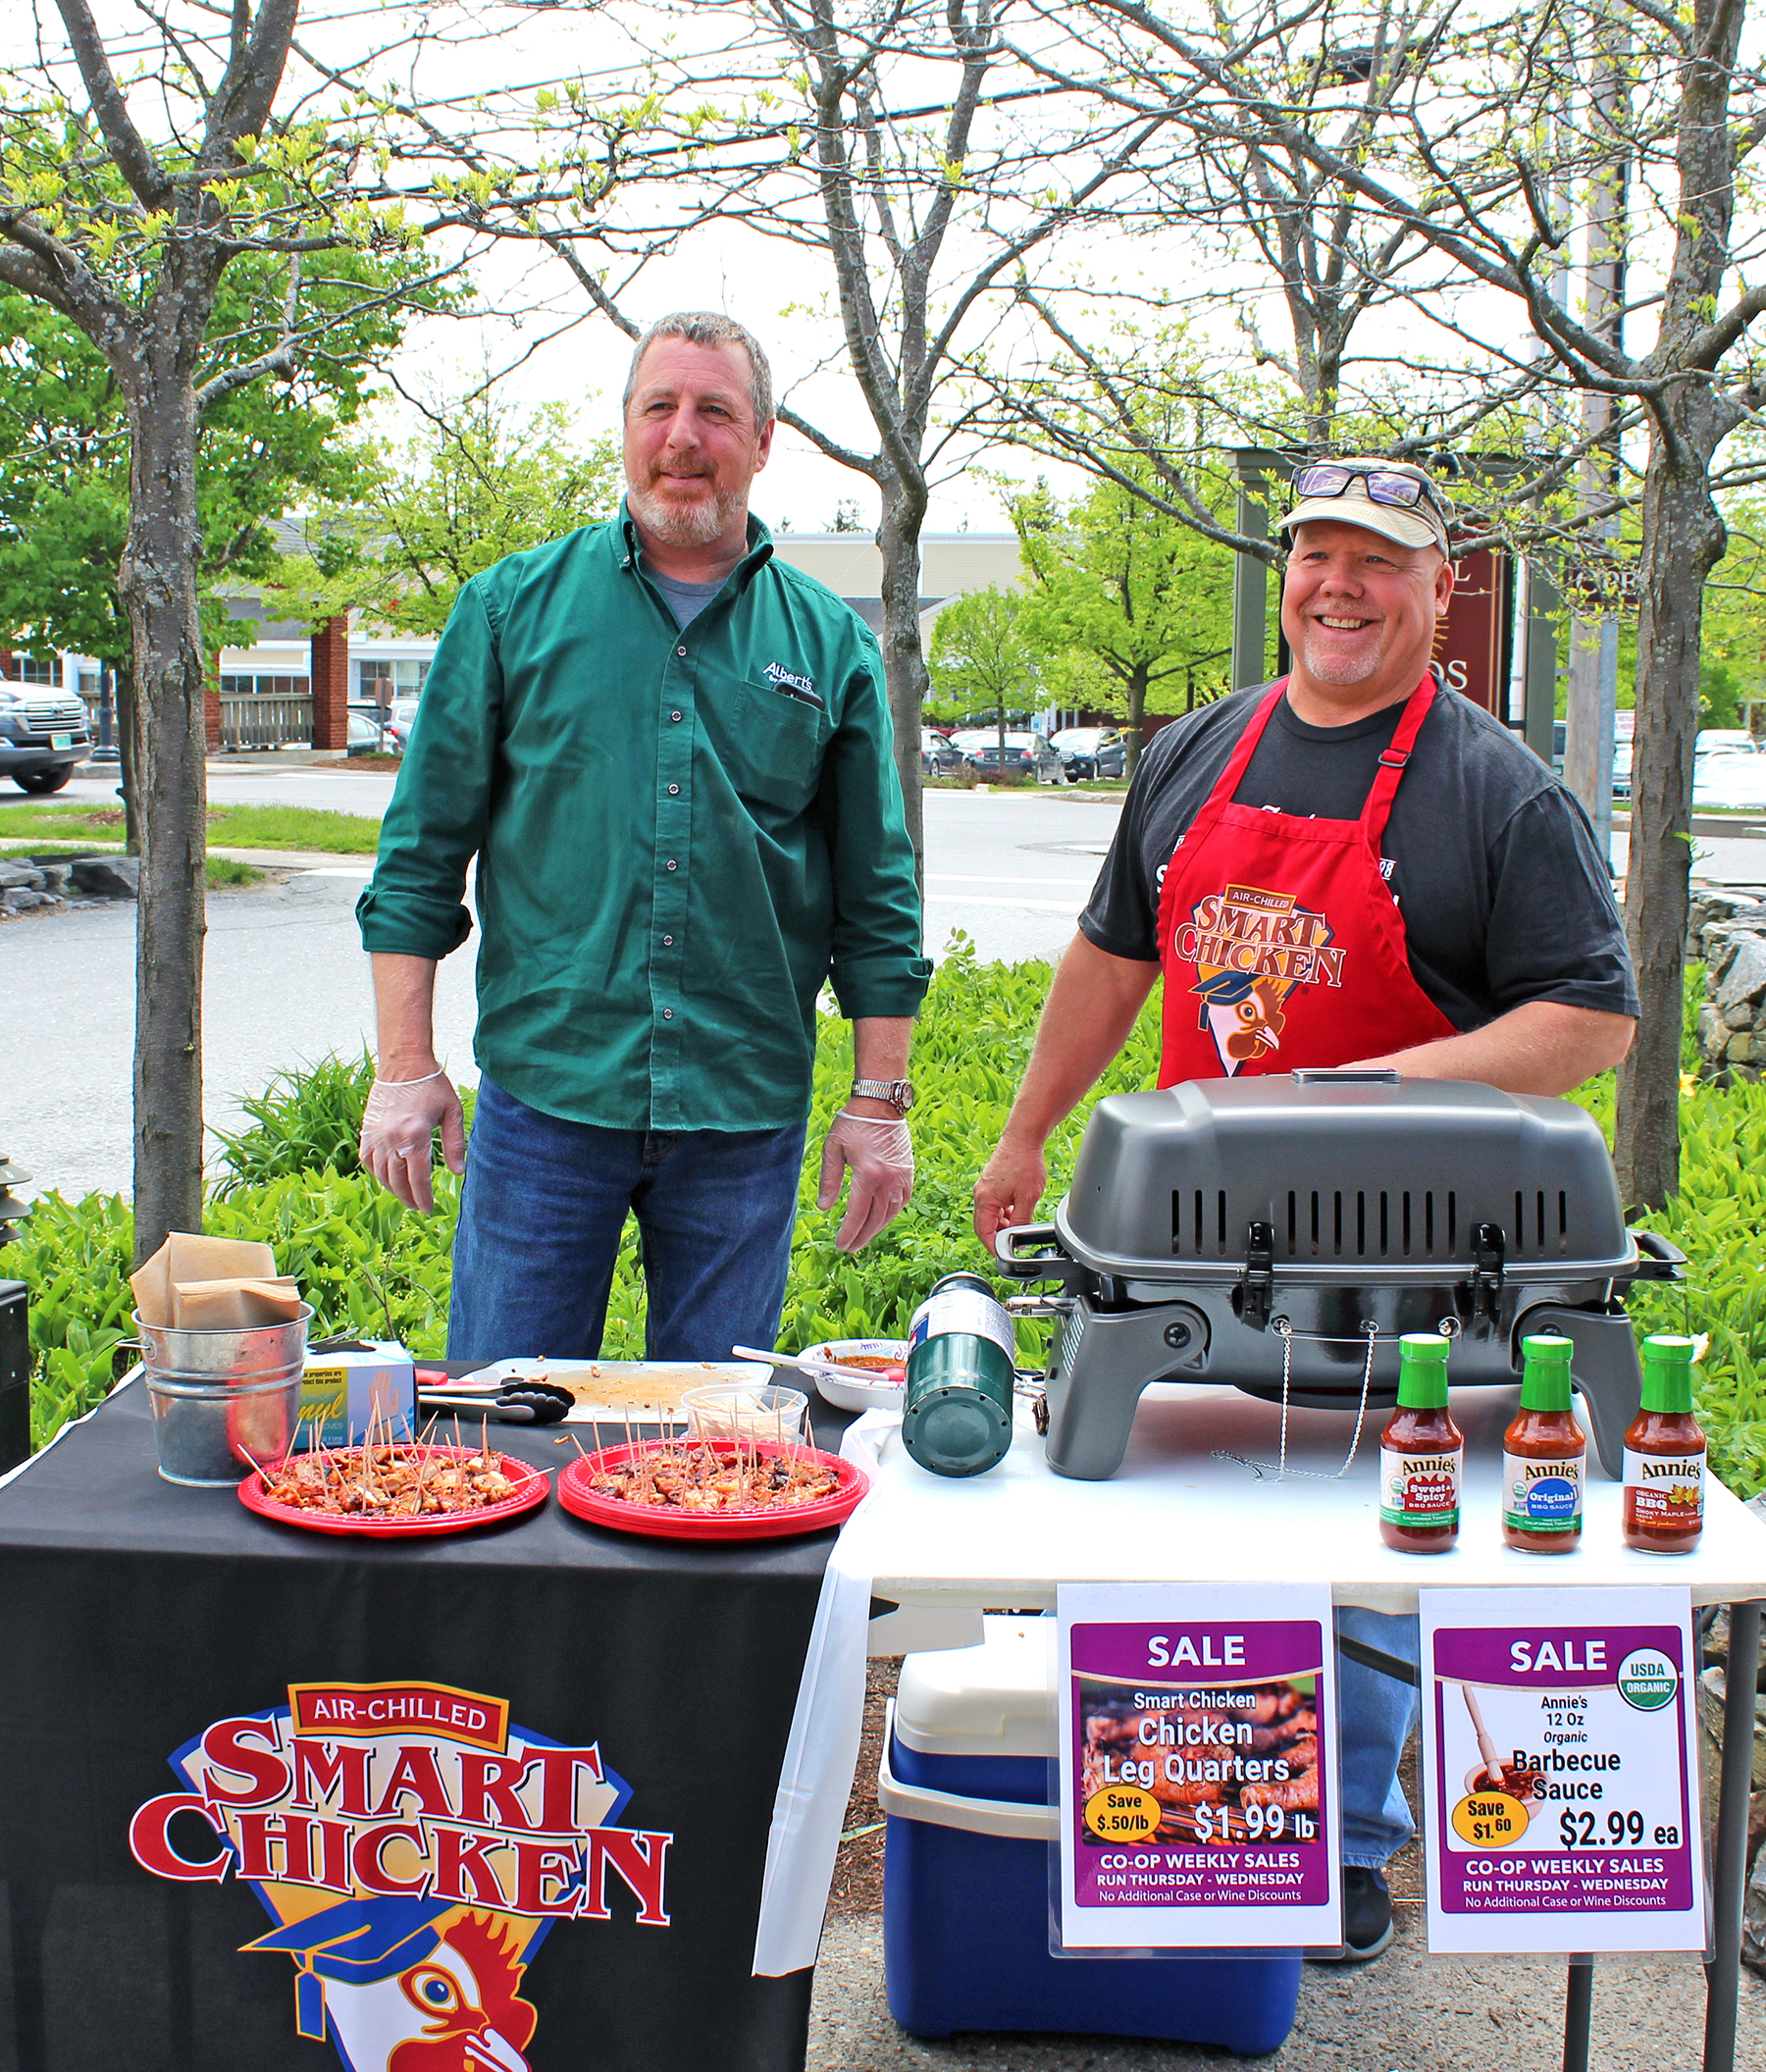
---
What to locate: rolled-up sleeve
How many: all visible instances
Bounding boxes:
[355,582,503,960]
[820,641,933,1018]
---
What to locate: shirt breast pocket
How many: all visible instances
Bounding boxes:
[727,680,828,814]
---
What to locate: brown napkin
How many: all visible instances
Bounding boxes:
[130,1231,288,1327]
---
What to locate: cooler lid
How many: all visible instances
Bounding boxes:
[894,1615,1058,1758]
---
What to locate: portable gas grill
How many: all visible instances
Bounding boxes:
[994,1069,1683,1482]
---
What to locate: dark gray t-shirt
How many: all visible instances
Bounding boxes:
[1080,681,1638,1030]
[642,555,725,628]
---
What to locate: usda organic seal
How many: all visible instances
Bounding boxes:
[1616,1645,1679,1711]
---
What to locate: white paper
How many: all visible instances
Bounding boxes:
[1420,1585,1705,1953]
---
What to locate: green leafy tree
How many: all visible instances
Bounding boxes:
[927,586,1050,769]
[0,255,431,670]
[1013,475,1234,774]
[272,386,620,636]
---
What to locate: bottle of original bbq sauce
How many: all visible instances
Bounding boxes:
[1623,1333,1706,1555]
[1379,1333,1463,1553]
[1502,1334,1586,1553]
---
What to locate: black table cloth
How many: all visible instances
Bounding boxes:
[0,1374,855,2072]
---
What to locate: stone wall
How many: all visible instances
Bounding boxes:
[1690,886,1766,1083]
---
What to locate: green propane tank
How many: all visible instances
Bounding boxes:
[902,1271,1015,1477]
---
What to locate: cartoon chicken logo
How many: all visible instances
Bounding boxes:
[130,1681,673,2072]
[1172,884,1343,1076]
[245,1896,537,2072]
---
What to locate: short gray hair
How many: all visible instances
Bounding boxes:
[622,312,774,431]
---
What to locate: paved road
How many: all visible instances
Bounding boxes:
[1,786,1115,1203]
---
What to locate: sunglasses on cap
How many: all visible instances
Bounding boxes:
[1289,461,1451,518]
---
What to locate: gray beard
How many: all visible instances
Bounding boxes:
[626,475,746,547]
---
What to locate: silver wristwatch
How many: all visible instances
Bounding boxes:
[851,1077,915,1114]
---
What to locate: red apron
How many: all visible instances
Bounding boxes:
[1154,676,1458,1084]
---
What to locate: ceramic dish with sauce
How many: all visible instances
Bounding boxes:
[802,1338,909,1414]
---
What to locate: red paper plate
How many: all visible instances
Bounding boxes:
[557,1440,868,1541]
[238,1444,548,1537]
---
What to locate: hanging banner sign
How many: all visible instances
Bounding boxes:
[1421,1586,1704,1954]
[1057,1582,1340,1949]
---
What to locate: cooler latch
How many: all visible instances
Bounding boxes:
[1239,1220,1277,1331]
[1472,1221,1506,1321]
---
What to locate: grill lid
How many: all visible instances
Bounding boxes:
[1059,1075,1632,1279]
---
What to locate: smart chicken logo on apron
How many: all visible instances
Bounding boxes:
[1172,881,1347,1075]
[129,1680,671,2072]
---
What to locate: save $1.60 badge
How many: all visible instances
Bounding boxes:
[1420,1586,1704,1955]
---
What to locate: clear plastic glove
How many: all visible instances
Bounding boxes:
[358,1068,466,1215]
[816,1109,914,1252]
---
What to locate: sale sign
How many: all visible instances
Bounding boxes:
[1057,1583,1340,1949]
[1421,1586,1705,1954]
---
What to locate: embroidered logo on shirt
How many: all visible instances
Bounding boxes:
[764,660,816,700]
[1171,882,1344,1076]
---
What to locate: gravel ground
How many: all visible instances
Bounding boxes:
[814,1664,1765,2069]
[806,1912,1761,2069]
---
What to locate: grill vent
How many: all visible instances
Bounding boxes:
[1168,1185,1576,1262]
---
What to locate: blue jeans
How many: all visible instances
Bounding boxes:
[448,1076,806,1363]
[1338,1608,1420,1869]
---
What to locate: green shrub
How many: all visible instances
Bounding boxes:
[10,939,1764,1495]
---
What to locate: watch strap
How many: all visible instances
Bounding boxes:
[851,1077,914,1114]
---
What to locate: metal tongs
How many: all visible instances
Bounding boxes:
[414,1367,574,1425]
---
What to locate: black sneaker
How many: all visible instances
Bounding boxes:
[1315,1866,1394,1962]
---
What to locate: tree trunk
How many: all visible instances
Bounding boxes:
[876,489,928,869]
[119,391,209,1262]
[1124,664,1150,776]
[1614,421,1727,1212]
[114,661,141,856]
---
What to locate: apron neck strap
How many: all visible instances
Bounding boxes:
[1359,676,1437,847]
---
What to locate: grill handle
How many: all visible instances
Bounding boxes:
[1629,1229,1687,1282]
[992,1221,1084,1293]
[1286,1066,1401,1083]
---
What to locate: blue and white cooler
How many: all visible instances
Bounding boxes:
[877,1616,1302,2053]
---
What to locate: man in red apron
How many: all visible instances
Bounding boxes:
[975,457,1638,1958]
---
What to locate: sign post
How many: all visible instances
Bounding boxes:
[1421,1585,1705,1955]
[1056,1582,1339,1950]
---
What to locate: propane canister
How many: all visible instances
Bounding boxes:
[901,1271,1015,1477]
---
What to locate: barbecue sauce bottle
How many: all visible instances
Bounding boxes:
[1379,1333,1463,1553]
[1623,1334,1706,1554]
[1502,1334,1585,1552]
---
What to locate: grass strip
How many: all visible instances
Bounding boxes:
[0,801,382,853]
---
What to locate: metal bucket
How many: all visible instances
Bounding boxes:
[134,1306,309,1487]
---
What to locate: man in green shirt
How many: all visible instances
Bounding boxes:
[355,312,930,1361]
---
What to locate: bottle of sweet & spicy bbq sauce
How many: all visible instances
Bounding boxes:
[1378,1332,1462,1553]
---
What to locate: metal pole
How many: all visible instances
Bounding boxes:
[1562,1953,1594,2072]
[1231,472,1272,692]
[1524,558,1563,768]
[1704,1599,1761,2072]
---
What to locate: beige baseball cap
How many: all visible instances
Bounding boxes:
[1277,458,1452,555]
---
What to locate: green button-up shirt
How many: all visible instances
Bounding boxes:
[357,507,930,1130]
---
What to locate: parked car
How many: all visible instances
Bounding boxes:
[919,727,962,778]
[1611,741,1632,802]
[0,681,90,793]
[347,709,397,756]
[958,730,1065,784]
[1695,728,1758,759]
[1692,752,1766,811]
[384,699,423,752]
[1051,726,1126,781]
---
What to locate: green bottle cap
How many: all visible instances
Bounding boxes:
[1519,1332,1575,1412]
[1640,1333,1696,1415]
[1396,1332,1451,1408]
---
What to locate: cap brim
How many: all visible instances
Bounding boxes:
[1279,495,1446,553]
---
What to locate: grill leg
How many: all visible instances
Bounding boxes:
[1704,1599,1761,2072]
[1562,1953,1593,2072]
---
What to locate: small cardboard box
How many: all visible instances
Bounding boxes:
[300,1345,415,1447]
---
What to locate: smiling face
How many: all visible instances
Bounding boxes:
[622,335,773,554]
[1280,519,1454,720]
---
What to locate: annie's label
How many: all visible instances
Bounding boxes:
[1380,1444,1462,1527]
[1622,1450,1704,1532]
[1503,1452,1584,1532]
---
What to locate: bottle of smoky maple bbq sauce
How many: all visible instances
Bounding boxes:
[1379,1333,1463,1552]
[1623,1333,1706,1554]
[1502,1334,1586,1554]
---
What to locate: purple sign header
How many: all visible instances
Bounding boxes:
[1433,1626,1683,1689]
